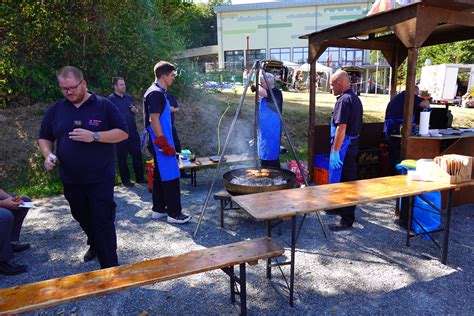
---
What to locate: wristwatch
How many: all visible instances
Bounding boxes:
[92,132,100,142]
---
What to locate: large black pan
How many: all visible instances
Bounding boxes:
[223,167,296,195]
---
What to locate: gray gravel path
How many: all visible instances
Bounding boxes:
[2,167,474,315]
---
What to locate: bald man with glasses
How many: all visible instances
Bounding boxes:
[38,66,128,269]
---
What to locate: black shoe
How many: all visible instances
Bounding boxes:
[0,260,28,276]
[83,247,97,262]
[136,179,148,184]
[122,181,134,187]
[11,242,31,253]
[167,214,191,224]
[329,221,353,231]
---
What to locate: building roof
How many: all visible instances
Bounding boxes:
[214,0,369,13]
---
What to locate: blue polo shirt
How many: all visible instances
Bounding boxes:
[108,93,138,136]
[332,89,363,137]
[385,91,425,124]
[39,93,128,184]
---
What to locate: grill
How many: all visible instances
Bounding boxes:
[223,167,296,195]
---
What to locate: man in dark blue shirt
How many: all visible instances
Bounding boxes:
[143,61,191,224]
[384,87,430,174]
[109,77,145,186]
[166,93,182,153]
[327,70,363,231]
[38,66,128,269]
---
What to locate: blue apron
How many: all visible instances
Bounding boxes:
[258,97,281,161]
[328,117,359,184]
[144,84,179,181]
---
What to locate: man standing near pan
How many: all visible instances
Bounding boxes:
[327,70,363,231]
[257,72,283,169]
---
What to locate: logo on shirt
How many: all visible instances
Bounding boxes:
[88,119,102,126]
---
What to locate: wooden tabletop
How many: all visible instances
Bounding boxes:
[232,175,474,221]
[180,154,254,170]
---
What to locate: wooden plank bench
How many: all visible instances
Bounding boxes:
[181,154,254,186]
[0,238,283,315]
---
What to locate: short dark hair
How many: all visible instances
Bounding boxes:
[112,77,124,86]
[57,66,84,81]
[154,61,175,79]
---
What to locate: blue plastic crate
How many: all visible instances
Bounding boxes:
[314,154,329,170]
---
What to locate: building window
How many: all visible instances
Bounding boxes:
[293,47,308,64]
[318,47,341,68]
[341,49,364,66]
[270,48,291,62]
[224,50,244,70]
[248,49,266,65]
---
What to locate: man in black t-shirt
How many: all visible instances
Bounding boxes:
[38,66,128,268]
[109,77,145,186]
[327,70,363,231]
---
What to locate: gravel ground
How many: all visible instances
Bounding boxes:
[2,167,474,315]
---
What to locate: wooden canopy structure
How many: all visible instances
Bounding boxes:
[300,0,474,179]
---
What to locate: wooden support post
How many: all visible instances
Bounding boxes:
[400,47,418,160]
[308,59,316,181]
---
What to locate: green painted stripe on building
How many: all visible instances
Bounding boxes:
[257,23,292,29]
[330,14,363,20]
[223,29,256,35]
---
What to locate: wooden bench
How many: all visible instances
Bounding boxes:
[0,238,283,315]
[181,154,254,186]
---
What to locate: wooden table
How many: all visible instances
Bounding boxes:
[180,154,254,186]
[232,175,474,306]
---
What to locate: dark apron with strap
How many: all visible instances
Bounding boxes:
[329,116,359,184]
[257,97,281,161]
[144,84,179,182]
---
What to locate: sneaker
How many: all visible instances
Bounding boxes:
[167,214,191,224]
[151,211,167,219]
[122,181,134,187]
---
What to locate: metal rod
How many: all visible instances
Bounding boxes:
[193,61,259,238]
[254,66,260,169]
[261,69,328,239]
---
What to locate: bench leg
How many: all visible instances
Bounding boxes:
[220,200,225,228]
[406,195,414,247]
[266,220,272,279]
[441,189,454,264]
[239,263,247,316]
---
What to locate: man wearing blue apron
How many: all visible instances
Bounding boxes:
[327,70,363,231]
[258,73,283,169]
[384,86,430,175]
[143,61,191,224]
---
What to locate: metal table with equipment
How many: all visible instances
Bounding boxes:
[231,175,474,306]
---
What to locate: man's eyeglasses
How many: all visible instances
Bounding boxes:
[60,80,83,93]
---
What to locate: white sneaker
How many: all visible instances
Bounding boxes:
[167,214,191,224]
[151,211,167,219]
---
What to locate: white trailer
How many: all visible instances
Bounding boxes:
[419,63,474,104]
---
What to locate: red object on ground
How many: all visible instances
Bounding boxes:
[146,159,154,192]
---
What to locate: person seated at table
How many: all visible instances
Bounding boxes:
[0,189,31,275]
[384,86,430,174]
[257,72,283,169]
